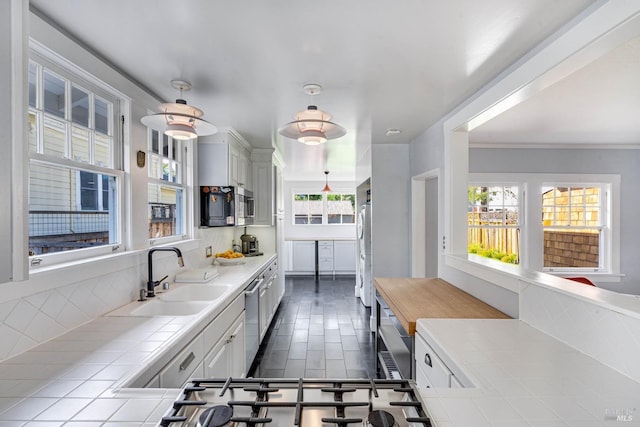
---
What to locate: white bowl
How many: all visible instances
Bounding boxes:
[216,256,245,265]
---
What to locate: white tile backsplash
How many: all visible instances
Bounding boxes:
[520,281,640,383]
[0,230,234,362]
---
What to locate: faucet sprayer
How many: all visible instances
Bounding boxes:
[147,247,184,297]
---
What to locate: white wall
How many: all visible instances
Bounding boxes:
[470,147,640,294]
[0,10,245,362]
[3,0,28,283]
[371,144,412,278]
[409,121,520,318]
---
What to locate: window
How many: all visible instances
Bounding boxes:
[28,57,121,262]
[467,173,618,278]
[293,194,323,224]
[327,193,356,224]
[467,185,520,264]
[293,192,356,225]
[148,130,186,241]
[542,185,606,271]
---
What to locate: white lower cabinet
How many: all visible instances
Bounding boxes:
[287,240,356,275]
[415,331,462,389]
[450,375,463,388]
[144,374,160,388]
[157,293,245,388]
[259,269,279,341]
[318,241,334,274]
[204,313,246,378]
[259,279,269,341]
[159,334,205,388]
[291,241,316,273]
[333,241,356,273]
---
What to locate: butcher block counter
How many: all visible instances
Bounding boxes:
[373,277,510,379]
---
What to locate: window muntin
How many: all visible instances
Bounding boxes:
[29,163,118,256]
[27,58,121,263]
[468,185,520,264]
[293,192,356,225]
[294,194,323,224]
[542,185,605,270]
[327,193,356,224]
[148,130,186,241]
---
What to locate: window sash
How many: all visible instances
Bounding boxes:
[147,129,187,242]
[293,192,356,225]
[27,54,123,267]
[541,184,607,272]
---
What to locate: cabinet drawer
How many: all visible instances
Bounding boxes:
[319,259,333,271]
[159,334,205,388]
[318,246,333,259]
[204,293,244,345]
[415,334,452,388]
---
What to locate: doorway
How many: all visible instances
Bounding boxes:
[411,170,440,278]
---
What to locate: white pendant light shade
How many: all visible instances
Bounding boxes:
[278,105,346,145]
[140,80,217,140]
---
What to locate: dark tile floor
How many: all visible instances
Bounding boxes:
[248,275,377,379]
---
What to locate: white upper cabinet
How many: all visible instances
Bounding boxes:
[251,148,284,226]
[198,128,252,190]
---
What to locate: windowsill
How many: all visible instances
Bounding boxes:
[445,254,522,293]
[28,239,199,275]
[4,239,200,303]
[546,271,623,283]
[446,253,640,320]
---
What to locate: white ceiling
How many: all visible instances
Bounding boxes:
[470,34,640,146]
[30,0,612,181]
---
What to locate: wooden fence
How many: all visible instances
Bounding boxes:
[468,226,520,259]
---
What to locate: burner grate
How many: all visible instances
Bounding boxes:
[160,378,432,427]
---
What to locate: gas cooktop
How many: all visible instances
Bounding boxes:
[159,377,432,427]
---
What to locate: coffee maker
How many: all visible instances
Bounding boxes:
[240,227,262,256]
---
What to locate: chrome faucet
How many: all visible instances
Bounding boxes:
[147,247,184,297]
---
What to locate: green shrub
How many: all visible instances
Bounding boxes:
[468,244,518,264]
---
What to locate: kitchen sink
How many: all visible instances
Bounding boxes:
[160,284,233,302]
[129,300,210,317]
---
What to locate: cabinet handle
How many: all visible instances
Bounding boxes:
[179,351,196,371]
[226,334,235,344]
[424,353,432,368]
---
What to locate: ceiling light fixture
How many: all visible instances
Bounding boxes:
[278,84,346,145]
[140,80,217,140]
[385,128,402,136]
[322,170,332,193]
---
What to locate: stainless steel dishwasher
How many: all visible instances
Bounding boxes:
[243,273,263,373]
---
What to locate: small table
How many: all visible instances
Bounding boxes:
[374,277,510,379]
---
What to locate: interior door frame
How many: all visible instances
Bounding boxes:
[411,168,440,278]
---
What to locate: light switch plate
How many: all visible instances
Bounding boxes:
[205,246,212,257]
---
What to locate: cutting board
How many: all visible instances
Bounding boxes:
[374,277,510,336]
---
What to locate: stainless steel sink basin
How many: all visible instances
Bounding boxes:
[129,300,209,317]
[160,284,232,302]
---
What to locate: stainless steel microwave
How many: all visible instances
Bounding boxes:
[200,186,254,227]
[236,187,255,226]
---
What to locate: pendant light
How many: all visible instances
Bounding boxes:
[141,80,217,140]
[322,170,332,193]
[278,84,346,145]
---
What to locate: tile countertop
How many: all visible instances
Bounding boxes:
[0,253,275,426]
[417,318,640,426]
